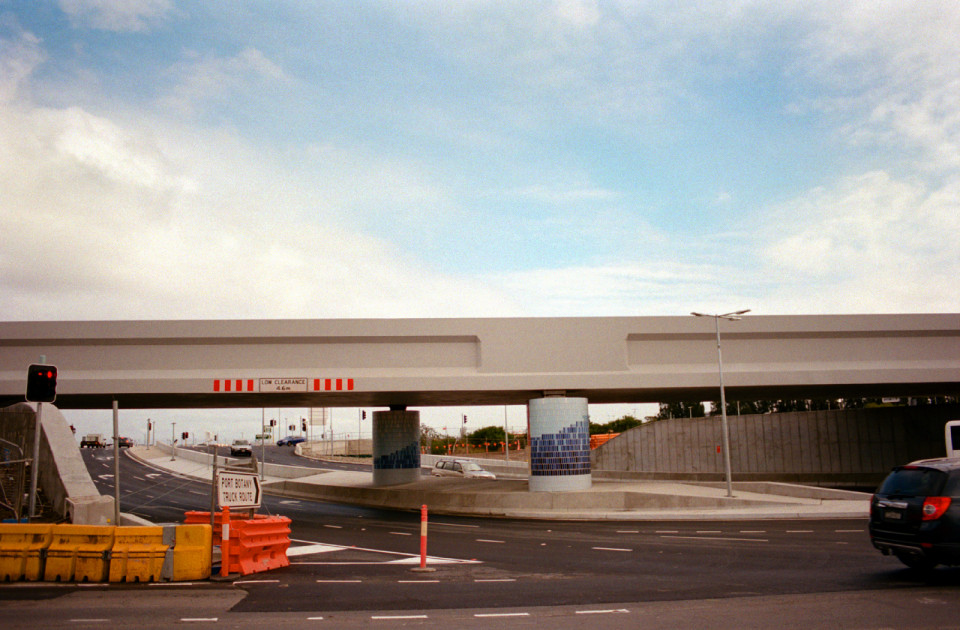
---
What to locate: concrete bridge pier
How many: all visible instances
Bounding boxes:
[371,408,421,486]
[528,396,592,492]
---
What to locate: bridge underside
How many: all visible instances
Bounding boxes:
[12,382,959,410]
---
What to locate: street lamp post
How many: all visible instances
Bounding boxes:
[171,421,177,461]
[691,309,750,498]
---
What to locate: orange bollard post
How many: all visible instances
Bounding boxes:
[419,504,427,569]
[220,506,230,578]
[408,504,435,572]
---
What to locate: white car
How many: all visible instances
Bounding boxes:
[431,459,496,479]
[230,439,252,457]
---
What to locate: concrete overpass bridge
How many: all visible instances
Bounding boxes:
[2,314,959,489]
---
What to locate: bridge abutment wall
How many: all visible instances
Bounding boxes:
[592,404,960,488]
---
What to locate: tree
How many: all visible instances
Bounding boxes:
[656,402,705,420]
[590,416,643,435]
[468,425,506,445]
[420,425,441,448]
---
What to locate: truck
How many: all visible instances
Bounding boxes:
[80,434,106,448]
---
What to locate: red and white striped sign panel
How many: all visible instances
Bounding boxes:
[213,378,355,392]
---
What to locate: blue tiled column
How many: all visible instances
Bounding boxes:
[372,410,421,486]
[528,397,592,492]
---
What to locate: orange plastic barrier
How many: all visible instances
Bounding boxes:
[184,511,290,576]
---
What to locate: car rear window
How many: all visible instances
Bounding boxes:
[878,467,947,497]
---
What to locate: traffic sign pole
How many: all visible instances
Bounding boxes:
[27,401,42,520]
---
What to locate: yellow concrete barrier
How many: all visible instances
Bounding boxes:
[0,524,53,581]
[171,525,212,581]
[108,526,167,583]
[44,525,114,582]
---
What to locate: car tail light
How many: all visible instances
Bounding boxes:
[922,496,951,521]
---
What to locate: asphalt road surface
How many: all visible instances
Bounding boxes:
[2,449,959,629]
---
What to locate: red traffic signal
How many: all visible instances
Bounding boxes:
[26,364,57,403]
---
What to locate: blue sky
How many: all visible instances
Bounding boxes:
[3,1,959,438]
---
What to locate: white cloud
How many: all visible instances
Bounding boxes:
[0,18,44,103]
[0,68,518,320]
[58,0,172,33]
[159,48,292,118]
[791,1,960,172]
[758,171,960,313]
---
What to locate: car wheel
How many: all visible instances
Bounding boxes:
[895,551,938,571]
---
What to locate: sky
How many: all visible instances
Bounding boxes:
[3,1,960,441]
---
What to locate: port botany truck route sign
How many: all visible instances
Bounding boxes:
[217,471,261,509]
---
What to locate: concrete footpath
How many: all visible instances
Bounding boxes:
[128,445,871,522]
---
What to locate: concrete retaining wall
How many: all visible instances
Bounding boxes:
[1,403,113,524]
[592,405,960,487]
[150,442,320,480]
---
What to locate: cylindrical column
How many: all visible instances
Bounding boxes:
[372,410,421,486]
[528,397,592,492]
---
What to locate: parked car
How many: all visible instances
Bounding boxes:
[230,439,252,457]
[431,459,496,480]
[870,457,960,570]
[277,436,306,447]
[116,436,134,448]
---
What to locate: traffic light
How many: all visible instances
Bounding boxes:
[270,419,276,427]
[26,364,57,403]
[301,420,307,432]
[362,410,366,420]
[181,431,189,440]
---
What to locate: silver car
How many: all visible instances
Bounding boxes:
[230,439,252,456]
[431,459,496,479]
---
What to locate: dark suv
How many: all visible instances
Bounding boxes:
[870,457,960,570]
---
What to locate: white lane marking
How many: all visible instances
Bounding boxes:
[475,578,516,582]
[740,530,766,534]
[616,530,640,534]
[593,547,632,552]
[433,522,479,528]
[697,530,722,534]
[307,617,324,620]
[235,579,279,584]
[188,490,205,496]
[389,531,412,536]
[835,529,864,533]
[133,476,146,481]
[577,609,630,615]
[398,580,440,583]
[180,619,218,622]
[655,530,678,534]
[387,556,480,565]
[288,538,480,565]
[372,615,428,620]
[475,613,529,618]
[323,524,342,529]
[786,530,814,534]
[145,473,162,479]
[317,580,362,583]
[288,543,346,557]
[476,539,505,543]
[150,582,195,586]
[661,535,768,543]
[70,620,110,623]
[280,500,301,505]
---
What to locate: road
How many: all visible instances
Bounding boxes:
[2,449,959,629]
